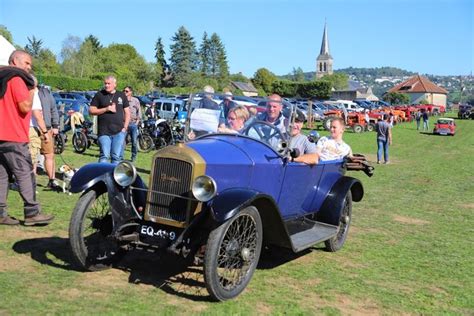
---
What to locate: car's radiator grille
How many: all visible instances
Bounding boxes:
[147,157,193,222]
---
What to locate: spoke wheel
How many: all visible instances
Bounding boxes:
[69,189,124,271]
[204,206,263,301]
[54,133,66,154]
[138,134,154,152]
[72,131,88,153]
[324,191,352,252]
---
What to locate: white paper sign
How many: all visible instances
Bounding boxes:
[190,108,221,132]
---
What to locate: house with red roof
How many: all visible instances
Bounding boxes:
[387,75,448,106]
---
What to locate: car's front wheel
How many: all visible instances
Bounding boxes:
[325,191,352,252]
[203,206,263,301]
[69,188,125,271]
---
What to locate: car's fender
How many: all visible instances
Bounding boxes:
[208,188,293,249]
[70,163,116,193]
[316,176,363,226]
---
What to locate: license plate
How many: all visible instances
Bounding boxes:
[440,132,447,135]
[140,224,177,241]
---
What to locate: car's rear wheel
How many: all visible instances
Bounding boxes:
[352,124,363,133]
[325,191,352,252]
[203,206,263,301]
[69,188,125,271]
[323,117,333,131]
[366,123,375,132]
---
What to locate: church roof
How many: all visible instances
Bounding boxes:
[388,75,448,94]
[317,22,333,59]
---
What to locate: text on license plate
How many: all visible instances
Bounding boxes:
[140,225,176,240]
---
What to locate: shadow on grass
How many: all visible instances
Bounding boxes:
[11,237,211,301]
[11,237,325,301]
[12,236,80,271]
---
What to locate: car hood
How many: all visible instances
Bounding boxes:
[186,134,284,193]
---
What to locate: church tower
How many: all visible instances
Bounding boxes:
[316,22,333,78]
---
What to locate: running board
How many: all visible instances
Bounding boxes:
[288,220,339,252]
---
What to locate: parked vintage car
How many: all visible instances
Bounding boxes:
[68,97,373,301]
[457,104,473,119]
[433,117,456,136]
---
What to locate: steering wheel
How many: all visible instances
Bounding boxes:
[242,120,285,145]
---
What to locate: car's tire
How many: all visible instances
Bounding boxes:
[203,206,263,301]
[324,191,352,252]
[323,117,333,131]
[138,134,154,152]
[366,123,375,132]
[69,189,125,271]
[72,131,88,153]
[352,124,363,133]
[54,133,66,154]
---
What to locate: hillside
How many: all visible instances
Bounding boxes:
[281,67,473,103]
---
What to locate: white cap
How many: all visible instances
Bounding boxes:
[224,91,233,99]
[203,85,214,94]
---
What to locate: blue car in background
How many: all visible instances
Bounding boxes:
[67,96,373,301]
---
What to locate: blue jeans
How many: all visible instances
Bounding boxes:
[377,139,389,163]
[423,120,429,131]
[128,123,138,161]
[98,131,126,164]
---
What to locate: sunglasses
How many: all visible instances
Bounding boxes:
[123,89,131,93]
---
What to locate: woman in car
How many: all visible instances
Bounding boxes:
[218,105,250,134]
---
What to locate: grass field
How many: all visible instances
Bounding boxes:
[1,114,473,315]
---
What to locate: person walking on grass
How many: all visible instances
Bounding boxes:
[376,114,392,164]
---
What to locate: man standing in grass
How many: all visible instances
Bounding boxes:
[376,114,392,164]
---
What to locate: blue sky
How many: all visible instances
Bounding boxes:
[1,0,472,77]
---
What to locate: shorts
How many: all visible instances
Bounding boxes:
[40,130,54,155]
[28,127,41,162]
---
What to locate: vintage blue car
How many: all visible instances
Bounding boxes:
[68,97,373,301]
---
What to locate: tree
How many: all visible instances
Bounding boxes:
[25,35,43,58]
[84,34,102,53]
[383,92,410,105]
[318,73,349,90]
[0,25,13,43]
[35,48,60,76]
[291,67,305,82]
[169,26,198,87]
[198,32,211,76]
[252,68,277,94]
[60,35,82,76]
[209,33,229,81]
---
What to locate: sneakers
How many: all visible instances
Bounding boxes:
[24,213,54,226]
[0,215,20,225]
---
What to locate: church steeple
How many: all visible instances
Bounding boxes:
[320,22,331,56]
[316,21,334,79]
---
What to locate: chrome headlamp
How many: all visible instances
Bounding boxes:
[113,161,137,187]
[192,175,217,202]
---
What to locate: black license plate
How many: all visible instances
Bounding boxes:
[139,222,182,246]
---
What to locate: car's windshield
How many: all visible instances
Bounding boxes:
[185,94,296,153]
[437,119,452,124]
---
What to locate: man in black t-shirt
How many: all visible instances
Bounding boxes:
[89,75,130,163]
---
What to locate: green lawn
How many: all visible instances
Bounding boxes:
[0,114,473,315]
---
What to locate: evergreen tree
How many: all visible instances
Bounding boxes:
[169,26,198,86]
[84,34,102,53]
[25,35,43,58]
[210,33,229,81]
[154,37,167,85]
[199,32,211,76]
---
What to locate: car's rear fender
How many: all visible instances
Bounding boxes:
[316,176,364,226]
[208,188,292,248]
